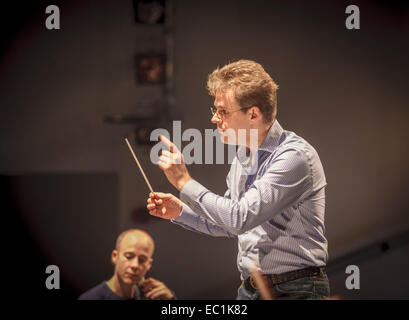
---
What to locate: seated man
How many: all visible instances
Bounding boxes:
[79,228,175,300]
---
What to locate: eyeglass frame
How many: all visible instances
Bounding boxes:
[210,106,251,120]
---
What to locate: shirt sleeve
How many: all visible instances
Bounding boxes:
[171,174,236,238]
[171,203,236,238]
[179,148,313,235]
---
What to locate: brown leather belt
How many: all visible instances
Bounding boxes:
[244,266,326,290]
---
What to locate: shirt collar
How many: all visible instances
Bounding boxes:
[236,119,284,169]
[258,119,284,153]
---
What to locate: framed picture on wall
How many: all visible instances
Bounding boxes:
[135,53,166,84]
[133,0,166,24]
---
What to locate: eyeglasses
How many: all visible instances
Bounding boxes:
[210,106,250,120]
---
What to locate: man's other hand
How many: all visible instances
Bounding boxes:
[140,277,174,300]
[147,192,182,220]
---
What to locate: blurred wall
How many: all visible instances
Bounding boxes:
[0,0,408,299]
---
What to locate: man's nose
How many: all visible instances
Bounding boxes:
[130,258,139,269]
[211,113,221,124]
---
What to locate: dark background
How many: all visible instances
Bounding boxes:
[1,0,408,299]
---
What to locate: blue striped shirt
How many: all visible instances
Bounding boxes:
[172,120,328,280]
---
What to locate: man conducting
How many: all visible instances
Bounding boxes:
[147,60,330,300]
[79,229,175,300]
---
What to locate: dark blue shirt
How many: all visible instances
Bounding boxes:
[78,282,143,300]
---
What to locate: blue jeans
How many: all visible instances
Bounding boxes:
[236,273,330,300]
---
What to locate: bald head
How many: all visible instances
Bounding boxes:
[110,229,155,286]
[115,229,155,256]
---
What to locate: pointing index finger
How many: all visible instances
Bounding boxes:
[160,135,179,153]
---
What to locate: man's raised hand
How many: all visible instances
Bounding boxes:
[158,135,192,191]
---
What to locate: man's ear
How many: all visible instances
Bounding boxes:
[249,106,260,120]
[111,249,118,265]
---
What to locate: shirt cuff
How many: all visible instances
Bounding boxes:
[171,202,196,225]
[179,179,208,210]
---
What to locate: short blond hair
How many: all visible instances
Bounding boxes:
[207,59,278,123]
